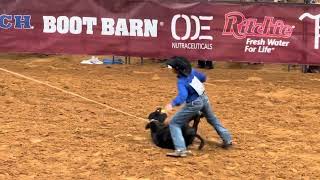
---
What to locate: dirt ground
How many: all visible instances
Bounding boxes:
[0,54,319,179]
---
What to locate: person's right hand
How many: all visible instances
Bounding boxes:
[165,103,173,112]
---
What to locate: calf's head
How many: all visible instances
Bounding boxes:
[145,108,168,129]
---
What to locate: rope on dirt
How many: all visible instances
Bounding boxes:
[205,82,215,86]
[0,67,148,122]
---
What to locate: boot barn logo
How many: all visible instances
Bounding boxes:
[43,16,158,38]
[171,14,214,50]
[0,14,33,30]
[222,11,295,39]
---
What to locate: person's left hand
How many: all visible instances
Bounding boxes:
[164,117,171,126]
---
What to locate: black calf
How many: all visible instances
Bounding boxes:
[145,108,204,150]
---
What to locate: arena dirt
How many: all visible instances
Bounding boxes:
[0,55,319,179]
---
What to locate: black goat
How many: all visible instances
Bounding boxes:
[145,108,204,150]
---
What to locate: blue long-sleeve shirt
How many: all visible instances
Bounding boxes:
[171,68,207,107]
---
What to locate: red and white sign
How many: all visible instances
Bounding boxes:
[0,0,319,64]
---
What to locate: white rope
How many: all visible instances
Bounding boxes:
[0,67,148,122]
[205,82,215,86]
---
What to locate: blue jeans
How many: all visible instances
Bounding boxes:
[169,94,232,150]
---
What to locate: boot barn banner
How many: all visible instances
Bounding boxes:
[1,0,320,64]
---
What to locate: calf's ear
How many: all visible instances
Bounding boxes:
[145,123,151,129]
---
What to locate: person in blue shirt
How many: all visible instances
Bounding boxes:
[164,56,232,157]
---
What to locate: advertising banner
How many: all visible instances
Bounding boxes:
[0,0,320,64]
